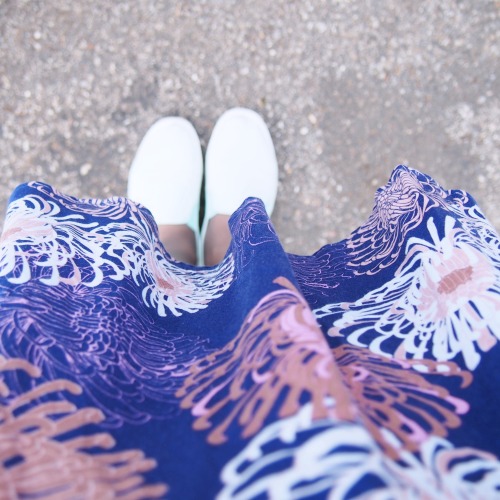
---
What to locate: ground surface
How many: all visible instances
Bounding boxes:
[1,0,498,255]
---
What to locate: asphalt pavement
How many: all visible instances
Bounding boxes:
[1,0,498,254]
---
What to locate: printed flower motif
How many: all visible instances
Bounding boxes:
[0,184,234,317]
[141,246,234,317]
[334,344,472,458]
[345,166,449,275]
[288,244,351,304]
[228,197,281,270]
[29,180,143,220]
[316,216,500,370]
[0,279,214,426]
[218,402,391,500]
[218,402,500,499]
[0,194,103,286]
[387,436,500,499]
[0,355,167,498]
[177,277,355,445]
[290,168,497,307]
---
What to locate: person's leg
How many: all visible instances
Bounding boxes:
[202,108,279,266]
[203,215,231,267]
[128,117,202,265]
[159,224,197,265]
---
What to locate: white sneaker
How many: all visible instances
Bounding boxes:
[202,108,279,256]
[127,117,203,236]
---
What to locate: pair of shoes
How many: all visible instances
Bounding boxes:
[127,108,278,265]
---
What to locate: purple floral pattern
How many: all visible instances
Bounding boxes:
[0,183,234,317]
[315,215,500,370]
[0,167,498,499]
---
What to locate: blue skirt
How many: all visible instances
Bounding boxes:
[0,165,499,498]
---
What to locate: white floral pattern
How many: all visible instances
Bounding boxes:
[218,402,500,499]
[1,170,499,497]
[0,190,234,317]
[315,216,500,370]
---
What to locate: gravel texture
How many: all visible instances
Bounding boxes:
[1,0,498,255]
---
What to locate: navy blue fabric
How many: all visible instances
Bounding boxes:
[0,166,499,498]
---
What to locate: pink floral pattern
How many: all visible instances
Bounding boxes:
[0,185,234,317]
[0,355,167,498]
[0,169,498,498]
[316,216,500,370]
[177,277,355,444]
[345,167,450,275]
[334,344,471,458]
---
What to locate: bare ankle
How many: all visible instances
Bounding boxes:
[204,215,231,266]
[159,224,197,265]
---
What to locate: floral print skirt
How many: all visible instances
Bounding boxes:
[0,165,499,499]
